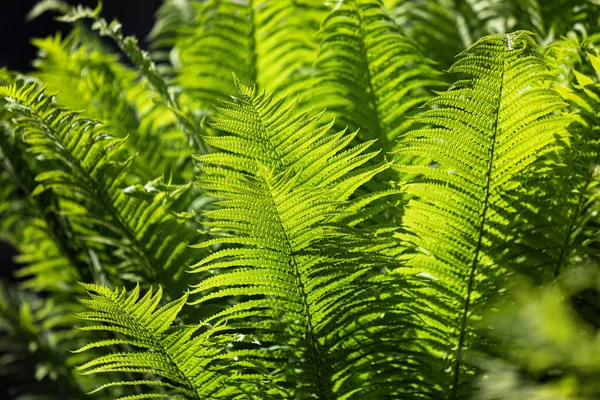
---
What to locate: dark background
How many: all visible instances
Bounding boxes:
[0,0,163,281]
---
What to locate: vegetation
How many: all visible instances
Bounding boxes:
[1,0,599,398]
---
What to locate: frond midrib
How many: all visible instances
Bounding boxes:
[101,292,201,400]
[234,85,327,396]
[352,0,385,145]
[262,171,326,398]
[449,35,507,400]
[22,96,174,293]
[247,0,258,85]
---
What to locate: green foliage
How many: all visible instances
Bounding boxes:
[0,282,90,399]
[1,1,599,399]
[311,0,445,158]
[393,30,571,398]
[74,283,264,399]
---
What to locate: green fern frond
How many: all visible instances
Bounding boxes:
[189,79,414,398]
[148,0,195,55]
[26,0,69,21]
[170,0,324,111]
[312,0,445,158]
[32,32,194,183]
[200,75,385,193]
[0,124,96,290]
[510,50,600,279]
[76,283,279,399]
[393,31,570,397]
[0,84,199,294]
[59,4,207,155]
[385,0,506,68]
[385,0,600,68]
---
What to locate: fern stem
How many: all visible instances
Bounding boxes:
[263,176,326,398]
[554,148,600,278]
[101,291,202,400]
[352,0,385,147]
[449,35,507,400]
[248,0,258,86]
[244,91,326,396]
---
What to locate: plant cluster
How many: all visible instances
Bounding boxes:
[1,0,600,399]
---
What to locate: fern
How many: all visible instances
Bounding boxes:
[0,123,95,290]
[311,0,445,159]
[58,3,208,155]
[31,32,193,183]
[385,0,600,68]
[2,1,600,399]
[164,0,325,112]
[180,78,416,398]
[0,282,90,399]
[0,84,199,295]
[393,31,570,397]
[75,283,272,399]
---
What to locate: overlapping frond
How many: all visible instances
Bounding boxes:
[0,84,200,295]
[148,0,195,56]
[188,79,416,398]
[393,31,570,398]
[504,49,600,281]
[75,283,273,399]
[31,32,194,183]
[59,3,208,155]
[312,0,445,159]
[0,123,93,291]
[170,0,324,112]
[385,0,600,68]
[201,75,386,190]
[385,0,506,68]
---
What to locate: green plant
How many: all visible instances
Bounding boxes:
[0,0,599,399]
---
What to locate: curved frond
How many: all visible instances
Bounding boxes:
[31,32,193,183]
[58,4,208,155]
[0,84,200,295]
[0,124,94,290]
[393,31,570,397]
[189,78,416,398]
[76,283,278,399]
[312,0,445,159]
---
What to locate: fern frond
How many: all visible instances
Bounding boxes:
[76,283,278,399]
[170,0,324,112]
[312,0,445,158]
[385,0,600,68]
[385,0,506,68]
[31,32,194,183]
[59,4,207,155]
[201,75,385,192]
[148,0,195,55]
[0,123,95,290]
[508,50,600,280]
[189,78,416,398]
[0,84,199,294]
[393,31,570,397]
